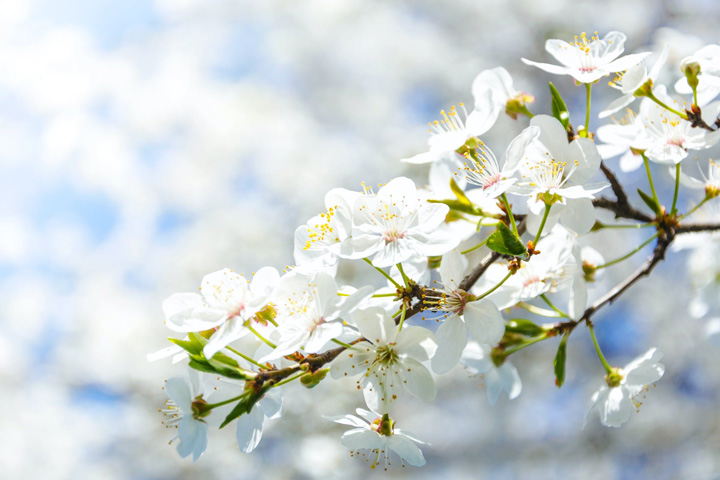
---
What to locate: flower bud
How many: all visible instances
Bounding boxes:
[505,92,535,120]
[681,58,702,91]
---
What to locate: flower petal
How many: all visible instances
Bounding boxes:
[464,299,505,345]
[431,315,468,374]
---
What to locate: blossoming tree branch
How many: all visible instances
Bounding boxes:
[152,31,720,468]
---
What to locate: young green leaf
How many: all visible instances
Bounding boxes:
[637,188,662,216]
[554,331,570,388]
[549,82,570,129]
[487,222,528,256]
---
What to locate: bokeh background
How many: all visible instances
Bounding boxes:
[3,1,720,479]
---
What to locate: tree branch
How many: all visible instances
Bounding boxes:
[675,223,720,234]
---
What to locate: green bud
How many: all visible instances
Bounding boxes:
[505,92,535,120]
[582,261,597,282]
[682,59,701,90]
[300,368,329,389]
[254,303,277,326]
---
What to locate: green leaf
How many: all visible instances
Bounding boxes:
[549,82,570,129]
[554,332,570,388]
[487,222,527,257]
[219,386,269,429]
[188,359,217,375]
[636,188,662,216]
[168,337,203,356]
[505,319,545,337]
[428,198,483,216]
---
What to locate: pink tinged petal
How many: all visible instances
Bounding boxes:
[505,126,541,173]
[645,143,687,165]
[236,405,265,453]
[387,435,426,467]
[341,429,384,450]
[177,417,208,461]
[166,377,193,412]
[354,307,395,345]
[398,357,437,402]
[203,317,249,360]
[568,138,602,185]
[599,94,635,119]
[604,52,653,73]
[200,269,249,310]
[163,293,227,332]
[371,238,415,268]
[395,326,437,361]
[432,315,469,374]
[327,414,369,429]
[601,386,633,427]
[463,299,505,346]
[521,58,572,76]
[559,197,596,235]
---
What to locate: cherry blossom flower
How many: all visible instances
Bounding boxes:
[330,306,437,413]
[294,188,360,273]
[600,45,668,118]
[347,177,457,267]
[635,87,720,165]
[162,267,279,359]
[522,31,650,84]
[260,271,372,361]
[328,409,425,469]
[460,342,522,405]
[460,126,540,200]
[430,249,506,374]
[513,115,607,235]
[161,370,233,461]
[585,348,665,428]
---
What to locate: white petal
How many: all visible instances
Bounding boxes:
[604,52,653,73]
[395,325,437,361]
[203,317,248,359]
[498,361,522,400]
[599,94,635,119]
[236,406,265,453]
[388,435,426,467]
[439,249,467,291]
[399,358,437,402]
[521,58,572,76]
[259,388,283,419]
[354,306,395,345]
[341,429,383,450]
[200,269,249,311]
[559,197,596,235]
[600,386,632,427]
[163,293,227,332]
[166,377,193,412]
[464,299,505,345]
[326,414,368,429]
[431,315,469,374]
[176,417,208,461]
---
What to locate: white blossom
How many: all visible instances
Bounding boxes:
[522,31,650,84]
[347,177,456,267]
[430,249,506,374]
[585,348,665,428]
[675,44,720,106]
[328,409,426,469]
[162,267,279,359]
[330,306,437,413]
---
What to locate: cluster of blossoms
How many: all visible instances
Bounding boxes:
[153,31,720,467]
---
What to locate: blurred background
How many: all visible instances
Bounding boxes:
[2,0,720,478]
